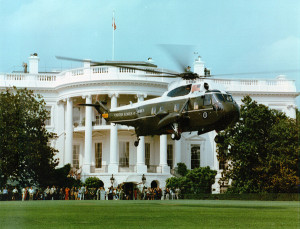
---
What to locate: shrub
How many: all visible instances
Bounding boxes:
[84,177,102,188]
[177,163,188,176]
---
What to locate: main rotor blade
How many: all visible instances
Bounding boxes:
[56,56,105,65]
[158,44,196,72]
[56,56,157,67]
[56,55,179,77]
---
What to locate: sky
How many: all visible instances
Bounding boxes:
[0,0,299,104]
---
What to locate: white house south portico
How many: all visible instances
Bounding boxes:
[0,54,298,192]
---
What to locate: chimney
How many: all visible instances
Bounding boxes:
[193,56,205,76]
[28,53,39,74]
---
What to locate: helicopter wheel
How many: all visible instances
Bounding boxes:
[171,133,176,140]
[171,133,181,141]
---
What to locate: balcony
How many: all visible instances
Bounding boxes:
[1,68,296,94]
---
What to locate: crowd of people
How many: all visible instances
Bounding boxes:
[0,185,181,201]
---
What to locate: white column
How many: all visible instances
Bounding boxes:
[83,95,93,174]
[136,94,147,173]
[174,139,182,168]
[159,135,170,173]
[108,93,119,174]
[56,100,65,167]
[65,97,73,165]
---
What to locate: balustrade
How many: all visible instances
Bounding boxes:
[0,67,296,93]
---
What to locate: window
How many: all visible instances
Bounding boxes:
[73,107,81,126]
[194,102,199,110]
[174,104,179,112]
[167,144,173,168]
[219,160,228,170]
[224,94,233,102]
[45,106,52,126]
[95,143,102,168]
[119,142,129,167]
[145,143,150,168]
[95,114,102,126]
[191,144,200,169]
[214,93,225,102]
[167,84,192,97]
[204,94,212,106]
[151,107,156,115]
[73,145,80,169]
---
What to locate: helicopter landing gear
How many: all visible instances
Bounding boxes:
[134,137,140,147]
[171,123,181,140]
[171,133,181,140]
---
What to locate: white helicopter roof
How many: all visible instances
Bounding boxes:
[110,79,228,112]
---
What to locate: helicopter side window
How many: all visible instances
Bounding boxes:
[167,84,192,97]
[151,107,156,115]
[194,102,199,110]
[204,94,212,106]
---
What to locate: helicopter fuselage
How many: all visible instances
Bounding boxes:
[102,82,240,139]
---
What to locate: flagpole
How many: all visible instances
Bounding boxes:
[112,10,115,61]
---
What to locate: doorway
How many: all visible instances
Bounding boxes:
[123,182,135,200]
[151,180,158,189]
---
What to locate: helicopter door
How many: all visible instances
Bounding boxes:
[203,94,212,106]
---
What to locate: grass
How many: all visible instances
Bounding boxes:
[0,200,299,229]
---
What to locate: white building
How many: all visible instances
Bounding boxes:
[0,54,298,192]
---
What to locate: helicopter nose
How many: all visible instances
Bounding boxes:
[232,103,240,123]
[224,103,240,127]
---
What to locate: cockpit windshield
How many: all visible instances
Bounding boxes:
[167,84,192,97]
[224,94,233,102]
[213,93,225,102]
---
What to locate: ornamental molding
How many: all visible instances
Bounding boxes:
[55,80,168,91]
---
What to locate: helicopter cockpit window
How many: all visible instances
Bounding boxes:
[213,93,225,102]
[167,84,192,97]
[204,94,212,106]
[224,94,233,102]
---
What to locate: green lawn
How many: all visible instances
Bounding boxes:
[0,200,299,229]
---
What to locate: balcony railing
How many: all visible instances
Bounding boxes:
[0,67,296,93]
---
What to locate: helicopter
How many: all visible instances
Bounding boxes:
[56,55,240,146]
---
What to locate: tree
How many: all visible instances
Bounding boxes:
[176,162,188,176]
[217,96,299,193]
[46,164,81,188]
[84,177,103,188]
[166,166,217,194]
[0,87,58,187]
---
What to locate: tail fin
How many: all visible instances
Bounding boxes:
[78,101,109,119]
